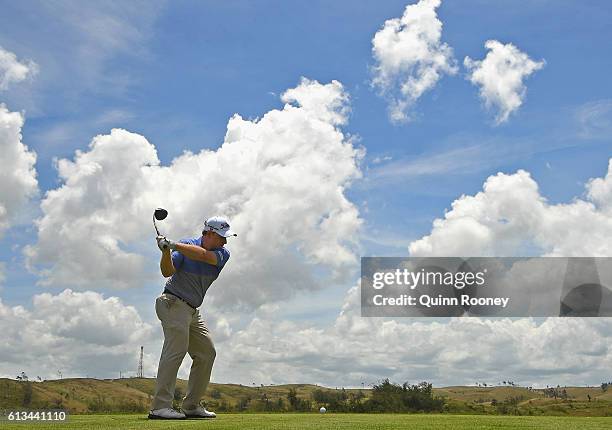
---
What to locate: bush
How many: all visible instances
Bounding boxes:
[312,380,444,413]
[87,395,147,413]
[364,380,445,413]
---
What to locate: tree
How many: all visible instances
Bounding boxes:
[287,388,299,410]
[287,388,311,411]
[237,396,250,411]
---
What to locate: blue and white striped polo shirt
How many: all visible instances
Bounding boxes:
[163,236,230,308]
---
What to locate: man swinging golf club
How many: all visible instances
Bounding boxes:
[149,215,236,420]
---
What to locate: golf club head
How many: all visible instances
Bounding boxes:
[154,208,168,221]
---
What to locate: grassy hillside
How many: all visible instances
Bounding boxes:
[1,378,611,416]
[436,385,612,416]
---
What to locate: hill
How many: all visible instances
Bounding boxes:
[1,378,611,416]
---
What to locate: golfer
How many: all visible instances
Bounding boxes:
[148,216,236,420]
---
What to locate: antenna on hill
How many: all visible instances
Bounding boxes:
[137,346,144,378]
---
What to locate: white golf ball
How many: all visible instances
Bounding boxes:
[319,407,326,414]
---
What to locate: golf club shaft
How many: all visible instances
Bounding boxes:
[153,215,161,236]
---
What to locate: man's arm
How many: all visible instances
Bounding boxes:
[160,249,176,277]
[174,243,218,266]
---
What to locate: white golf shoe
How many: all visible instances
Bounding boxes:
[148,407,186,419]
[182,406,217,419]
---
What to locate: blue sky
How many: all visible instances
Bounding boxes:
[0,0,611,386]
[2,1,608,211]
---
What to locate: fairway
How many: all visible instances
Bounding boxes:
[2,413,612,430]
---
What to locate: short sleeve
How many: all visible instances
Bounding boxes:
[171,250,185,270]
[172,239,189,270]
[213,247,230,270]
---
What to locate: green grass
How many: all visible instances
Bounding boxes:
[2,413,612,430]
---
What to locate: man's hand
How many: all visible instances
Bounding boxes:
[158,237,177,277]
[156,235,177,252]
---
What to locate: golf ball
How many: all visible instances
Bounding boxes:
[319,407,326,414]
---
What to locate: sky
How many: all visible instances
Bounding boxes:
[0,0,611,388]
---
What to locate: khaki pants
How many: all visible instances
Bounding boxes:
[151,293,216,411]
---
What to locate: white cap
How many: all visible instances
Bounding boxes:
[203,216,237,238]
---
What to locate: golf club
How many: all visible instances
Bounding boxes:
[153,208,169,250]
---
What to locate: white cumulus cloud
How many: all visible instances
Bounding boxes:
[0,46,38,91]
[409,162,612,258]
[2,280,610,385]
[211,284,612,387]
[0,289,155,379]
[464,40,545,124]
[25,78,363,308]
[371,0,457,123]
[588,159,612,212]
[0,104,39,238]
